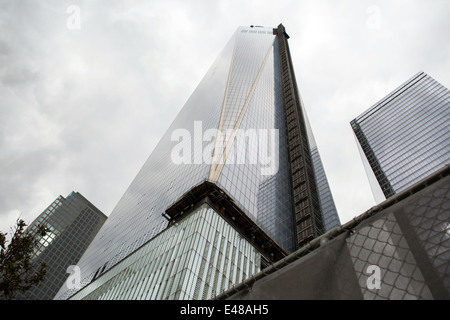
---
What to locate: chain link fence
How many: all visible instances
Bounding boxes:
[216,165,450,300]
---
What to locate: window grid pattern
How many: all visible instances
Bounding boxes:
[212,27,276,166]
[56,31,237,299]
[18,192,106,300]
[218,34,295,252]
[68,204,260,300]
[353,72,450,197]
[56,25,333,299]
[311,147,341,231]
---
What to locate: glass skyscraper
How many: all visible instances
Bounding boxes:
[351,71,450,201]
[17,192,107,299]
[55,24,340,300]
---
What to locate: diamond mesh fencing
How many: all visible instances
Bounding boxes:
[216,166,450,300]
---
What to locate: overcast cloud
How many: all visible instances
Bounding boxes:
[1,0,449,234]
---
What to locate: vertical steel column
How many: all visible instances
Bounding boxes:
[350,120,395,198]
[275,24,325,249]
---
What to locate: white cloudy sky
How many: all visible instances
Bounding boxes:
[1,0,449,233]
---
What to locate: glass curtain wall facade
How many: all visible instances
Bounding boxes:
[17,192,107,300]
[351,71,450,200]
[55,24,337,300]
[302,102,340,231]
[64,203,261,300]
[311,148,340,231]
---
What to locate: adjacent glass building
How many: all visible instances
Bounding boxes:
[351,71,450,201]
[17,192,107,300]
[55,24,340,300]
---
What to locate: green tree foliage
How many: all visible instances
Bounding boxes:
[0,219,49,299]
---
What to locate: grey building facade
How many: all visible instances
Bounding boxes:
[351,71,450,201]
[55,24,340,300]
[18,192,107,299]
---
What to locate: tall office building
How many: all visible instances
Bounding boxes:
[17,192,107,299]
[351,71,450,201]
[55,24,339,300]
